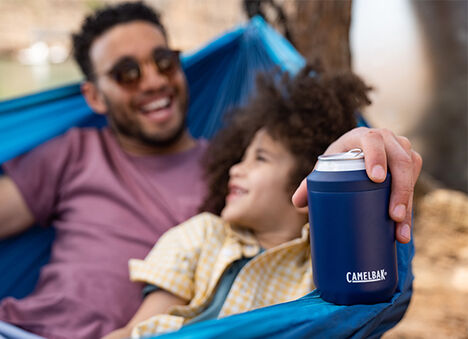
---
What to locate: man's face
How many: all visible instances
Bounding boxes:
[89,21,189,149]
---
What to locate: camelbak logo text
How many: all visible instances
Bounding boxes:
[346,269,387,283]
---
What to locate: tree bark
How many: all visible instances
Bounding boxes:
[412,0,468,192]
[289,0,352,72]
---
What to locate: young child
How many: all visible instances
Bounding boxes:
[103,64,371,339]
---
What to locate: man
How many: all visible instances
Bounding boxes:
[0,2,421,339]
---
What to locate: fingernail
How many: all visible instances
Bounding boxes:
[393,204,406,220]
[400,224,411,241]
[371,165,385,181]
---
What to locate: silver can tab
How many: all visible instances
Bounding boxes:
[316,149,366,172]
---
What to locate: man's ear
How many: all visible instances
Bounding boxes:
[81,81,107,115]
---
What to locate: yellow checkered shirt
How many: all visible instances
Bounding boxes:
[129,212,313,337]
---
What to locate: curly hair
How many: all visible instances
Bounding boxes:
[72,1,166,81]
[199,64,372,215]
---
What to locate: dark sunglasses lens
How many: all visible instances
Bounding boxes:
[111,59,141,86]
[153,49,179,75]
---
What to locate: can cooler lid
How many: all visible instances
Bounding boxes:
[316,149,365,172]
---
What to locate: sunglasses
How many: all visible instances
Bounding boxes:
[102,48,181,89]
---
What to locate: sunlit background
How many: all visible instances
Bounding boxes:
[0,0,439,138]
[352,0,432,136]
[0,0,431,139]
[0,0,442,147]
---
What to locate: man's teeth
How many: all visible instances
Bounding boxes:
[141,97,171,112]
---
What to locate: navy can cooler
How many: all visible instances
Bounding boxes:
[307,149,398,305]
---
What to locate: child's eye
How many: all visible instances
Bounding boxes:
[256,155,267,162]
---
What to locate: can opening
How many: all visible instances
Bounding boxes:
[316,149,365,172]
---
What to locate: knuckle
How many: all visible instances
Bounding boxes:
[365,129,384,141]
[380,128,394,138]
[355,126,368,135]
[392,184,414,198]
[398,152,413,167]
[412,151,423,174]
[401,186,414,196]
[381,127,391,134]
[391,151,413,173]
[412,150,423,166]
[398,136,412,151]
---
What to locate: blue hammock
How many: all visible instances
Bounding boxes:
[0,16,412,338]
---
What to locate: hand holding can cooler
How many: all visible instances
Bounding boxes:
[307,149,398,305]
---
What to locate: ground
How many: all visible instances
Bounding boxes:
[385,189,468,338]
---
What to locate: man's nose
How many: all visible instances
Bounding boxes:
[139,63,169,91]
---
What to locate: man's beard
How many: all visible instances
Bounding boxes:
[105,98,188,149]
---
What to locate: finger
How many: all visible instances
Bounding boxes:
[326,127,389,183]
[296,206,309,215]
[411,149,423,185]
[382,131,414,224]
[292,178,308,208]
[395,150,423,243]
[360,129,388,183]
[395,189,414,243]
[324,127,367,155]
[396,136,422,183]
[292,126,371,210]
[397,136,412,153]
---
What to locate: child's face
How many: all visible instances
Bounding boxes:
[221,129,303,233]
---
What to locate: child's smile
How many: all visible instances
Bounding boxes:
[226,184,248,202]
[221,129,307,248]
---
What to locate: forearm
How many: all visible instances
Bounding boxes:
[102,289,187,339]
[0,176,34,238]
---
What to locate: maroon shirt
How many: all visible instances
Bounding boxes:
[0,128,207,339]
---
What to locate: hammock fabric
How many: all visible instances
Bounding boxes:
[0,16,411,338]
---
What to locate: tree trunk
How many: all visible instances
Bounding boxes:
[412,0,468,192]
[289,0,352,72]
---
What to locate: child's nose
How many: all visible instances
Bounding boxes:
[229,162,245,177]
